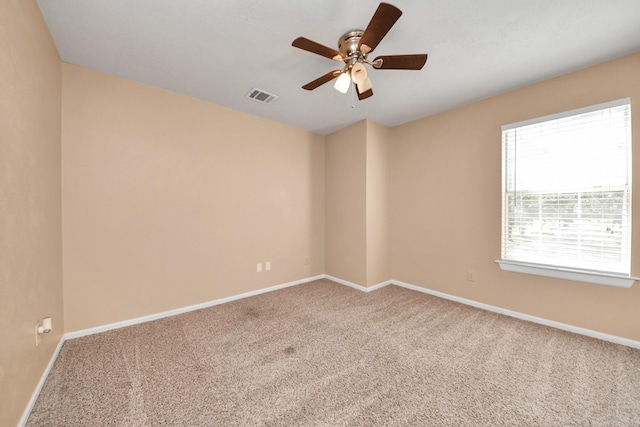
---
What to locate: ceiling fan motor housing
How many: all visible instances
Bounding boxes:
[338,30,366,62]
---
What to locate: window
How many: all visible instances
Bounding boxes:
[498,98,636,287]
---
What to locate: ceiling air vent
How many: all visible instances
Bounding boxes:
[247,88,279,105]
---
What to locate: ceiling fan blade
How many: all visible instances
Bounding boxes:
[302,70,342,90]
[356,84,374,100]
[292,37,343,60]
[358,3,403,53]
[372,54,428,70]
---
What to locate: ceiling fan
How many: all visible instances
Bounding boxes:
[292,2,428,100]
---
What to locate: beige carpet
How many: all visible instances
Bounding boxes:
[28,279,640,426]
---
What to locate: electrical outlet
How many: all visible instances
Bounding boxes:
[257,263,262,273]
[304,257,309,265]
[265,261,271,271]
[467,269,477,282]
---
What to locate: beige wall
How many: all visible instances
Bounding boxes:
[325,121,368,285]
[62,64,325,332]
[391,52,640,340]
[0,1,63,425]
[366,121,391,287]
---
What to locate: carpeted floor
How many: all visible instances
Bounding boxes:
[28,279,640,426]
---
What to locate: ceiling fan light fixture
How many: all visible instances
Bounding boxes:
[350,62,367,85]
[334,72,351,93]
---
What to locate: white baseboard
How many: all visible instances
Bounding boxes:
[322,275,367,291]
[322,275,392,292]
[65,275,326,340]
[367,280,394,291]
[390,279,640,350]
[65,274,389,340]
[89,271,632,350]
[66,274,387,340]
[18,335,66,427]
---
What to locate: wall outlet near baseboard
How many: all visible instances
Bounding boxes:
[467,270,477,282]
[257,263,262,273]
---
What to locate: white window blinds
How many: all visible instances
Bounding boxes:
[501,99,632,275]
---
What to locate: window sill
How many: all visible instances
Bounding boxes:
[496,260,637,288]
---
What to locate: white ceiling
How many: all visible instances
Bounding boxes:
[37,0,640,135]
